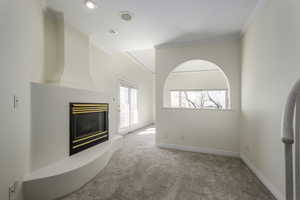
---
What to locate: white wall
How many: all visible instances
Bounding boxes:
[29,2,44,84]
[42,12,94,90]
[43,9,65,84]
[90,46,154,134]
[60,24,94,90]
[0,0,43,199]
[241,0,300,198]
[156,38,241,154]
[164,71,228,107]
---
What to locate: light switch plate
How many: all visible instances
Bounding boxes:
[13,95,19,110]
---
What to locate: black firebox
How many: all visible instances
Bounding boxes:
[70,103,109,155]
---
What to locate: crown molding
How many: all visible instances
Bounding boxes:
[241,0,269,36]
[171,69,219,74]
[155,33,241,50]
[125,52,155,74]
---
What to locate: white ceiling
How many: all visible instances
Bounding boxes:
[172,60,219,73]
[47,0,259,53]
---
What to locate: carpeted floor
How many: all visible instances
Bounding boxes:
[61,127,275,200]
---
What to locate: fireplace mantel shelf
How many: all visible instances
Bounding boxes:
[23,135,123,200]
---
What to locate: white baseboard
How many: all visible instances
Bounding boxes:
[240,154,284,200]
[157,143,240,158]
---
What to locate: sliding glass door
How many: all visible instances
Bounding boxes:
[119,85,138,133]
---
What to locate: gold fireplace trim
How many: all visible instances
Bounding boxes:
[72,135,108,149]
[72,104,108,114]
[73,130,108,143]
[72,104,108,107]
[72,110,108,114]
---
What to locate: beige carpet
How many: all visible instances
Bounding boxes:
[61,127,275,200]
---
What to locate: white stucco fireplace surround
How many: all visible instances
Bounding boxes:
[23,83,123,200]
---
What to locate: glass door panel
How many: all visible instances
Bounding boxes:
[119,86,130,129]
[131,88,138,125]
[119,86,139,133]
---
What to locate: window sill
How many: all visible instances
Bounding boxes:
[161,107,234,112]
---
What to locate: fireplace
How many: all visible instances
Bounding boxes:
[70,103,109,155]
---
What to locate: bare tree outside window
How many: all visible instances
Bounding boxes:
[170,90,227,110]
[183,91,198,108]
[206,91,222,109]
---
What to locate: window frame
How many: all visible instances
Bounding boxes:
[169,89,229,110]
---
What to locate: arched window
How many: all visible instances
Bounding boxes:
[163,60,230,110]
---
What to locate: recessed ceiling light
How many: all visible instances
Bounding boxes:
[120,11,133,21]
[85,0,97,10]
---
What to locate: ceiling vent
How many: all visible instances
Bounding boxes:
[120,11,133,21]
[109,29,118,35]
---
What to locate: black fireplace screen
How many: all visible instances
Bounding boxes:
[70,103,109,155]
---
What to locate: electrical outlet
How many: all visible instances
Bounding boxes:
[180,135,185,141]
[8,181,18,200]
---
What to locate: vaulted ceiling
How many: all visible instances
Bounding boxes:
[47,0,259,72]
